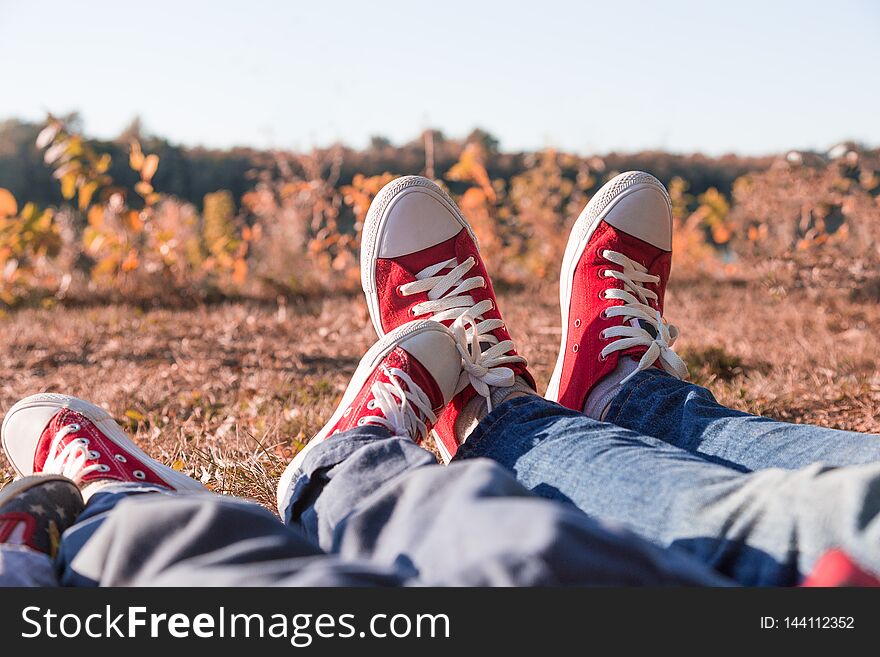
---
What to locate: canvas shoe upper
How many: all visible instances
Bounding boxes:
[276,320,462,515]
[2,394,206,492]
[0,475,83,558]
[546,171,688,412]
[361,175,535,461]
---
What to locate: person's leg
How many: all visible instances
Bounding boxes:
[57,487,409,587]
[0,395,411,587]
[1,392,215,583]
[544,171,880,472]
[457,394,880,587]
[278,320,729,586]
[605,368,880,471]
[283,427,728,586]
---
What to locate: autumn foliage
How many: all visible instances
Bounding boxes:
[0,116,878,308]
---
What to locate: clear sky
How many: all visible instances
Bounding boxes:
[1,0,878,155]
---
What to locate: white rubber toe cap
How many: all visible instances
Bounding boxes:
[602,175,673,251]
[399,327,461,405]
[1,394,78,476]
[376,180,466,258]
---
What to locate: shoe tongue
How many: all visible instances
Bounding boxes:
[33,410,80,472]
[633,317,658,339]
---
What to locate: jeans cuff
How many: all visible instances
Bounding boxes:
[455,394,572,460]
[604,368,670,424]
[280,425,393,523]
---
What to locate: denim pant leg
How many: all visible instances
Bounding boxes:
[457,395,880,586]
[606,369,880,471]
[281,426,730,586]
[56,483,407,586]
[0,546,57,586]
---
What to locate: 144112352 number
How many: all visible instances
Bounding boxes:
[760,617,856,630]
[787,617,854,629]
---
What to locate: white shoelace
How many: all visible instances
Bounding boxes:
[42,424,106,484]
[360,366,436,441]
[599,249,689,383]
[400,257,525,411]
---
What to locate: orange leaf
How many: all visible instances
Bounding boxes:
[711,224,732,244]
[0,188,17,218]
[134,181,153,197]
[126,210,144,233]
[121,250,140,272]
[78,181,98,210]
[87,205,104,228]
[129,142,144,171]
[232,258,248,284]
[141,154,159,182]
[60,173,77,200]
[96,153,112,174]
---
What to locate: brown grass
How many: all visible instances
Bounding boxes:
[1,262,879,509]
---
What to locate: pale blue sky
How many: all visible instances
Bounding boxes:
[1,0,877,155]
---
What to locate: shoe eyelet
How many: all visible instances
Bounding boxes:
[572,344,579,353]
[133,470,146,480]
[342,407,352,417]
[599,330,607,340]
[88,450,101,460]
[574,318,581,328]
[78,437,90,445]
[598,354,608,362]
[357,417,368,426]
[598,290,607,301]
[408,308,418,317]
[68,423,81,431]
[97,464,111,473]
[396,285,405,296]
[600,309,609,319]
[115,454,127,463]
[366,400,377,410]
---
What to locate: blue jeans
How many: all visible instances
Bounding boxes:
[13,371,880,587]
[606,369,880,471]
[458,375,880,586]
[42,434,725,586]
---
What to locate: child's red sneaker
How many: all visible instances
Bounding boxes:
[277,320,462,514]
[2,394,206,493]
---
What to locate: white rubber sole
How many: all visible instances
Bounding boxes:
[545,172,670,402]
[275,320,451,516]
[1,393,206,493]
[360,175,477,463]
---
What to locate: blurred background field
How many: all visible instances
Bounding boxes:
[0,0,878,505]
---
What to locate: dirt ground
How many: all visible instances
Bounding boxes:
[1,267,879,510]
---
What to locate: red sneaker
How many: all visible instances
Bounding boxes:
[2,394,206,493]
[361,176,535,461]
[546,171,688,413]
[277,320,462,514]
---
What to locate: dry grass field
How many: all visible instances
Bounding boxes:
[2,256,878,510]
